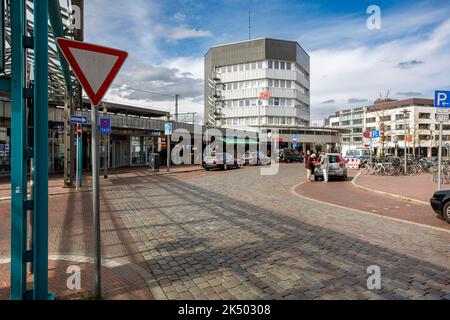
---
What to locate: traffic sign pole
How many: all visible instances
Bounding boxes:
[438,121,443,191]
[90,102,102,299]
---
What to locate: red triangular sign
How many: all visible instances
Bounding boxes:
[56,38,128,106]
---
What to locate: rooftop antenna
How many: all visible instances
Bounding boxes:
[248,9,251,40]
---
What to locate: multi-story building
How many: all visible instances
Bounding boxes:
[204,38,311,132]
[324,98,444,157]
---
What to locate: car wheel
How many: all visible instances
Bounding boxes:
[443,201,450,223]
[314,175,319,181]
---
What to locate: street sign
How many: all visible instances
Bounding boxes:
[392,136,398,144]
[164,122,173,135]
[371,130,380,138]
[71,115,88,124]
[56,38,128,106]
[292,133,297,142]
[363,130,370,139]
[435,90,450,108]
[100,117,111,135]
[260,91,270,100]
[406,134,413,142]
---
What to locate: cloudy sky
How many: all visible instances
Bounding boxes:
[84,0,450,123]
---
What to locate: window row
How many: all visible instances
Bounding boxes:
[218,60,293,74]
[223,116,300,126]
[223,79,293,91]
[224,98,295,108]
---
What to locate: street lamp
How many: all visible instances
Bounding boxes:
[402,109,410,175]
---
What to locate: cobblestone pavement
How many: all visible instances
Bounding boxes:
[104,164,450,300]
[295,171,449,230]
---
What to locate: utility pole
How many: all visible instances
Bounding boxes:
[166,114,171,172]
[103,105,108,179]
[175,94,179,122]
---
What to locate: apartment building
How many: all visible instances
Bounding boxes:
[325,98,443,157]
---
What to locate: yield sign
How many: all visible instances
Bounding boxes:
[56,38,128,106]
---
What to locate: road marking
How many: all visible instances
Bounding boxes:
[290,181,450,235]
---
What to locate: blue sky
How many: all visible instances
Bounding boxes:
[85,0,450,122]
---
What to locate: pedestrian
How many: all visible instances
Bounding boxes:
[305,151,312,182]
[319,152,329,183]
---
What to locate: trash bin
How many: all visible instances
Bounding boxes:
[149,153,160,172]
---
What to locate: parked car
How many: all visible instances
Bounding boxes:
[202,153,242,171]
[314,153,347,181]
[241,151,271,166]
[281,149,304,163]
[430,190,450,223]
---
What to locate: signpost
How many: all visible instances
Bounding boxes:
[75,124,82,190]
[165,122,173,172]
[434,90,450,190]
[57,38,127,299]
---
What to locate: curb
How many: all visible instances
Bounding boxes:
[290,181,450,234]
[351,171,429,206]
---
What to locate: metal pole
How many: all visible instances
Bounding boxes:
[404,110,408,175]
[167,134,171,172]
[438,121,443,191]
[175,94,179,122]
[76,133,80,190]
[90,102,102,298]
[103,106,108,179]
[33,0,49,300]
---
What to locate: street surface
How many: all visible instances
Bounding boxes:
[1,164,449,299]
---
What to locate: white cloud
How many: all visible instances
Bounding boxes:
[156,25,212,41]
[309,18,450,121]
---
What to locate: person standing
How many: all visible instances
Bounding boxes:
[319,152,329,183]
[305,151,312,182]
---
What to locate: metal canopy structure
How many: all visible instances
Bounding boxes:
[0,0,77,101]
[0,0,75,300]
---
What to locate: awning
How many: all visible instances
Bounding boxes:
[216,136,259,145]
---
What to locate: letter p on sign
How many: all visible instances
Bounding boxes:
[435,90,450,108]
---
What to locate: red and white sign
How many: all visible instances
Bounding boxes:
[76,123,82,138]
[56,38,128,106]
[260,91,270,100]
[406,134,413,142]
[363,130,370,139]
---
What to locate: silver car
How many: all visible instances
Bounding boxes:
[314,153,348,181]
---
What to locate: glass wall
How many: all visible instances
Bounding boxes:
[131,136,146,165]
[0,127,10,175]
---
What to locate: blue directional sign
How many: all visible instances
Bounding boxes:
[435,90,450,108]
[100,118,111,135]
[164,122,173,135]
[71,115,88,124]
[292,133,297,142]
[371,130,380,138]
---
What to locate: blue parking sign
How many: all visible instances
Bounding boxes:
[164,122,173,135]
[371,130,380,138]
[435,90,450,108]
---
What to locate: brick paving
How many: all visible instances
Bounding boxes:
[295,171,449,230]
[1,164,450,300]
[356,173,437,203]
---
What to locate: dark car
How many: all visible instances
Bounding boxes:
[430,190,450,223]
[281,149,304,163]
[202,152,242,171]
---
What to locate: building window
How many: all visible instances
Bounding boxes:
[395,124,404,130]
[251,62,256,70]
[233,65,238,72]
[268,61,273,69]
[280,62,285,70]
[418,113,431,119]
[353,128,363,133]
[286,62,291,70]
[239,64,244,71]
[353,119,363,125]
[226,66,232,72]
[286,81,292,89]
[257,61,262,69]
[245,63,250,70]
[274,61,279,69]
[366,117,376,123]
[419,123,430,130]
[382,115,391,121]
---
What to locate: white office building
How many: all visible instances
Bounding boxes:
[324,98,447,157]
[204,38,310,132]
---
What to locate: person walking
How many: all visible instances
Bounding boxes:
[319,152,329,183]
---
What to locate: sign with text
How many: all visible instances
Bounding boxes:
[71,115,88,124]
[164,122,173,135]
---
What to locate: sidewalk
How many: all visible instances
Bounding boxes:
[0,168,196,299]
[354,173,437,203]
[0,165,203,200]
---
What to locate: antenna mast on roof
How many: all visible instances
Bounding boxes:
[248,9,251,40]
